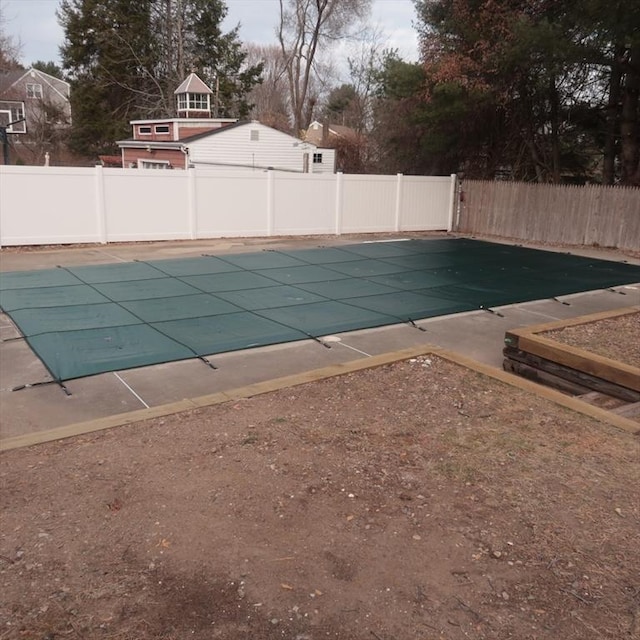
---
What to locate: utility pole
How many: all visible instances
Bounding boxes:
[0,118,26,165]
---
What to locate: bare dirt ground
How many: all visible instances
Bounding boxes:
[544,311,640,369]
[1,355,639,640]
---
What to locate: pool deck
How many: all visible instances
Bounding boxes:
[2,233,639,446]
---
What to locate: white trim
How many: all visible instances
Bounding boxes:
[35,70,71,101]
[129,118,236,125]
[0,108,26,134]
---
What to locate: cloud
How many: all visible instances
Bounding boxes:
[5,0,419,68]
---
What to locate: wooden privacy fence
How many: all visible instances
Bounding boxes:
[457,180,640,252]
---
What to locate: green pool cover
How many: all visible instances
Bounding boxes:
[1,238,639,382]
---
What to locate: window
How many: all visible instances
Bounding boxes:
[26,83,43,99]
[250,130,260,141]
[138,126,152,135]
[11,105,24,122]
[154,125,170,134]
[139,160,170,169]
[0,104,26,133]
[313,153,323,164]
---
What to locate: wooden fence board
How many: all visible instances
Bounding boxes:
[458,180,640,251]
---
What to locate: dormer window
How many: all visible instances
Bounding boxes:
[177,93,210,112]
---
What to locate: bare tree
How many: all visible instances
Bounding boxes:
[277,0,371,134]
[343,26,385,132]
[0,2,22,70]
[244,44,291,131]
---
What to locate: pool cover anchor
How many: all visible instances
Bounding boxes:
[406,318,427,332]
[12,378,71,396]
[551,297,571,306]
[198,355,218,370]
[479,305,505,318]
[607,288,627,295]
[308,333,332,349]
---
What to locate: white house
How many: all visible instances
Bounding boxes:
[116,73,335,173]
[118,120,336,173]
[185,120,335,173]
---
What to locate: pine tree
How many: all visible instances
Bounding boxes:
[59,0,262,156]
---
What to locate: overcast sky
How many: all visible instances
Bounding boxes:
[3,0,419,72]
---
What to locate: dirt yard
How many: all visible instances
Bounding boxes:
[544,311,640,368]
[1,356,639,640]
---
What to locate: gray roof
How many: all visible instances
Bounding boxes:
[0,69,26,95]
[0,67,71,98]
[174,73,213,95]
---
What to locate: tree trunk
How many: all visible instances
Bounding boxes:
[603,47,624,185]
[549,74,561,183]
[620,45,640,186]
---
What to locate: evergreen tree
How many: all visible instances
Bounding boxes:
[31,61,66,79]
[59,0,262,156]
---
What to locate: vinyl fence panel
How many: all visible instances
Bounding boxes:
[195,170,270,238]
[0,166,99,245]
[0,166,455,247]
[103,169,191,242]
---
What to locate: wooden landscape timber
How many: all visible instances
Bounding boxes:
[504,306,640,418]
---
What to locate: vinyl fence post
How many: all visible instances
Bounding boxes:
[0,167,4,249]
[267,170,275,236]
[447,173,457,232]
[394,173,403,232]
[95,164,107,244]
[335,171,344,235]
[188,167,197,240]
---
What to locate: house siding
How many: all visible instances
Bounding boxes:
[122,148,186,169]
[0,68,72,165]
[119,121,335,172]
[310,149,336,174]
[189,122,317,172]
[178,123,229,139]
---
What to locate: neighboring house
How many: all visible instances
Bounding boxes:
[305,121,365,173]
[0,67,71,164]
[117,73,335,173]
[304,120,359,147]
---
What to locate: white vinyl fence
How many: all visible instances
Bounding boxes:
[0,166,457,247]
